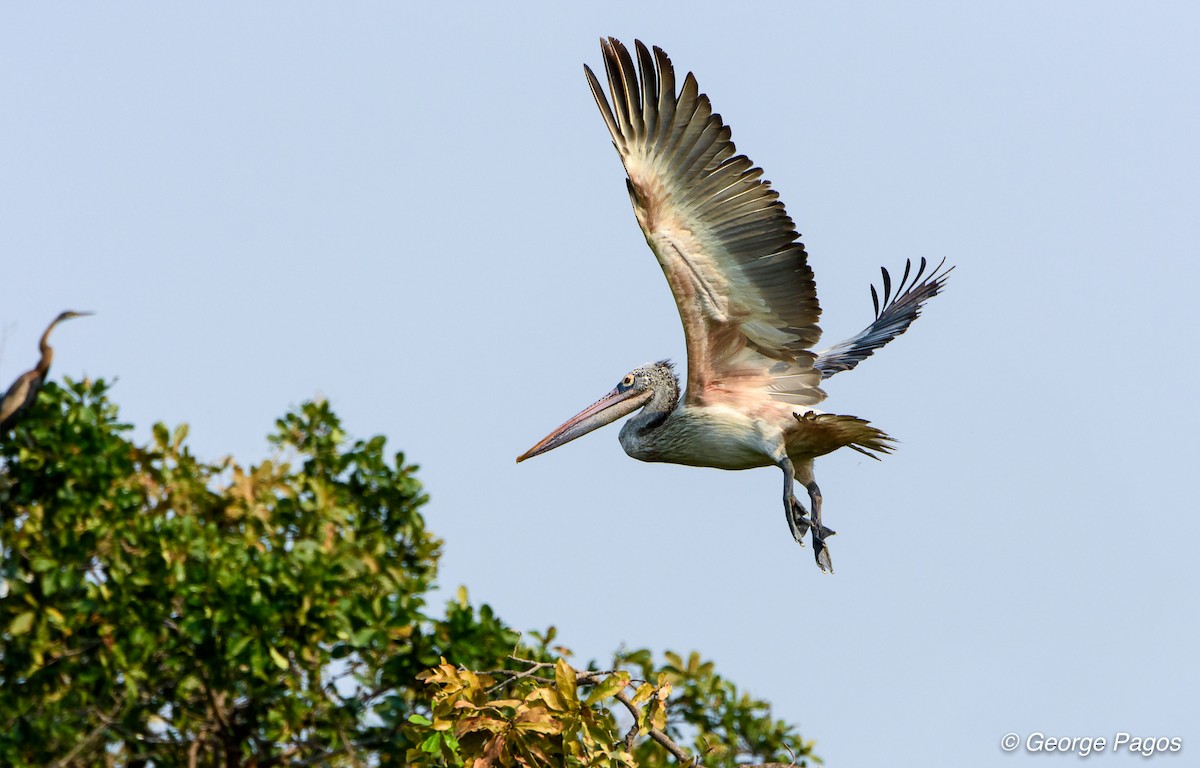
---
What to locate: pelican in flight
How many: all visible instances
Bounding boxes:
[517,39,951,571]
[0,310,93,434]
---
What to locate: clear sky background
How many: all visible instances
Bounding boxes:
[3,3,1198,765]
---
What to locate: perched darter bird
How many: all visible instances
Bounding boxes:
[0,310,93,434]
[517,39,951,572]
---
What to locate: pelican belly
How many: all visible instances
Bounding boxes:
[618,403,785,470]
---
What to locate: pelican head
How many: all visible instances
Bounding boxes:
[516,361,677,463]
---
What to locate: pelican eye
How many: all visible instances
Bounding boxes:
[620,373,636,389]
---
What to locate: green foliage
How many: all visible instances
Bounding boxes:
[0,379,817,767]
[1,380,439,765]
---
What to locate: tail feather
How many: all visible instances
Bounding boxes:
[792,411,896,460]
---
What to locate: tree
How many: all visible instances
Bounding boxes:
[0,379,818,767]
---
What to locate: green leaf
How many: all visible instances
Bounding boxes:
[171,423,189,450]
[584,671,629,706]
[30,557,57,573]
[408,714,433,726]
[420,733,443,754]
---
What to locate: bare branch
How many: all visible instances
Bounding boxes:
[187,736,202,768]
[612,690,641,751]
[612,690,694,763]
[646,723,695,764]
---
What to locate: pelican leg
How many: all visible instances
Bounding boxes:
[788,460,836,573]
[778,457,816,552]
[805,481,836,573]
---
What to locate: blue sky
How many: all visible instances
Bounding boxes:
[3,3,1198,765]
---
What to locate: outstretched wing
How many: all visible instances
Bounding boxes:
[586,38,825,407]
[814,258,952,378]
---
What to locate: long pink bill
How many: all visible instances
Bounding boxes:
[516,386,651,463]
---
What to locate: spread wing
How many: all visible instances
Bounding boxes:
[585,38,825,407]
[815,258,952,378]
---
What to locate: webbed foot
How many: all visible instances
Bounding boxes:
[811,524,836,573]
[786,497,809,546]
[803,479,834,573]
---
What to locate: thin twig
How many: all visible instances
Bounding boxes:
[482,659,621,696]
[340,728,363,768]
[783,740,799,765]
[32,639,102,673]
[49,702,122,768]
[482,660,556,695]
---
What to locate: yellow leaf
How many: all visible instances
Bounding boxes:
[630,683,654,706]
[554,659,578,705]
[8,611,34,636]
[530,686,568,712]
[268,645,289,670]
[458,715,509,735]
[514,708,563,735]
[650,700,667,732]
[389,624,414,640]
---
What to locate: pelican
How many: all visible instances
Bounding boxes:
[517,39,951,572]
[0,310,93,434]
